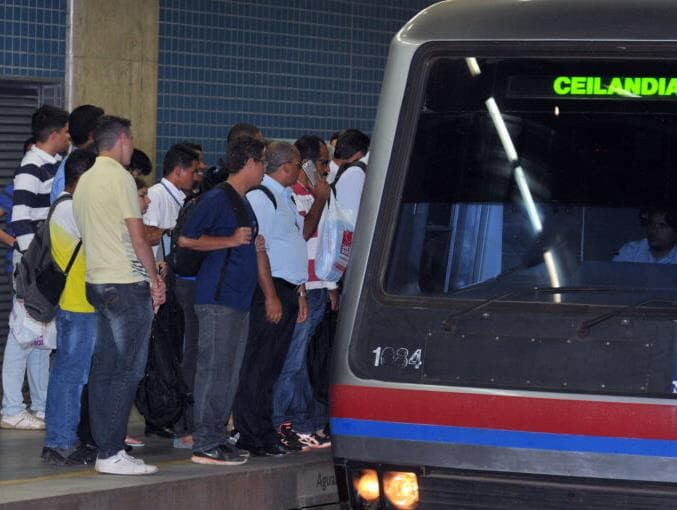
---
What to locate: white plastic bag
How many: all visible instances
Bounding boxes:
[9,298,56,350]
[315,190,356,282]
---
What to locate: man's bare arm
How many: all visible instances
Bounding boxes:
[144,225,164,247]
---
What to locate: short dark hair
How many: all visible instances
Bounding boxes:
[31,105,69,143]
[93,115,131,152]
[640,207,677,231]
[134,176,148,191]
[179,141,203,154]
[23,136,36,154]
[163,143,200,176]
[227,136,265,174]
[129,149,152,176]
[68,104,104,147]
[294,135,326,161]
[65,149,96,188]
[227,123,261,147]
[329,131,340,143]
[334,129,370,160]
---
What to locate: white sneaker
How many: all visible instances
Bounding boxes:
[95,450,158,475]
[0,410,45,430]
[33,411,46,420]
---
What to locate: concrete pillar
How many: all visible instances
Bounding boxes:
[66,0,159,174]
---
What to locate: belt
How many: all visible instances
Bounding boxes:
[272,277,298,290]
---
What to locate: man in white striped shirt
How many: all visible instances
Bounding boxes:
[1,104,70,431]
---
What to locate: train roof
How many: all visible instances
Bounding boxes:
[399,0,677,44]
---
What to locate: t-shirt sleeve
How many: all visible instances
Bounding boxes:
[181,192,225,239]
[142,185,163,227]
[246,189,275,240]
[118,171,142,220]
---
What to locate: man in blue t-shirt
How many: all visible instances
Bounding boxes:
[178,136,266,466]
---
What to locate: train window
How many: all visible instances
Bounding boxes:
[385,57,677,306]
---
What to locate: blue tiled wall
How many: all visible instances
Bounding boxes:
[0,0,66,79]
[158,0,436,167]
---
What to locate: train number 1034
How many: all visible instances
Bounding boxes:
[372,346,423,369]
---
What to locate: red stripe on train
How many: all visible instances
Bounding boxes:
[330,384,677,440]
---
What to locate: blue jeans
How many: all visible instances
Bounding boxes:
[192,305,249,452]
[44,309,96,449]
[86,282,153,459]
[1,297,50,418]
[272,288,328,433]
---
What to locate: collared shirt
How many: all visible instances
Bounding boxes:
[73,156,148,284]
[613,238,677,264]
[12,146,61,251]
[50,155,67,204]
[247,174,307,285]
[143,178,186,258]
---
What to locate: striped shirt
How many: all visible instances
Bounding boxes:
[12,146,61,251]
[291,181,337,291]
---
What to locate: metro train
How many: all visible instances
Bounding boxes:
[329,1,677,508]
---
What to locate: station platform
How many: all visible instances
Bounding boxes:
[0,414,339,510]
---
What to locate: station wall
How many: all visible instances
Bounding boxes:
[157,0,435,165]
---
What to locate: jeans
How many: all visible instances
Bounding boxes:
[192,305,249,452]
[44,309,96,449]
[1,289,50,418]
[272,288,328,433]
[86,282,153,459]
[174,277,199,438]
[1,322,50,417]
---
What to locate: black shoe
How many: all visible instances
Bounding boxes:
[145,423,175,438]
[41,447,71,466]
[277,422,307,452]
[263,443,292,457]
[41,444,96,466]
[191,445,248,465]
[66,444,97,465]
[221,440,250,458]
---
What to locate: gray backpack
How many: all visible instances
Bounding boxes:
[14,195,81,322]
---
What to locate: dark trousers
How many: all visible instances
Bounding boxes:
[86,282,153,459]
[173,277,199,438]
[233,279,299,448]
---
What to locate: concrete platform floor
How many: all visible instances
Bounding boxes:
[0,414,339,510]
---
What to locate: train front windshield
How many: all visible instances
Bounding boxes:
[388,57,677,302]
[355,56,677,398]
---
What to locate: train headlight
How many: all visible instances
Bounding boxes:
[353,469,380,502]
[383,471,419,509]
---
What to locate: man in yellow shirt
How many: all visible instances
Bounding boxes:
[41,149,97,466]
[73,116,165,475]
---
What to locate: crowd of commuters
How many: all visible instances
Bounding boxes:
[0,103,370,474]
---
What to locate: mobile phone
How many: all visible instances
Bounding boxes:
[302,160,318,187]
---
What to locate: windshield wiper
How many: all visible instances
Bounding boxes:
[441,285,660,332]
[577,297,676,338]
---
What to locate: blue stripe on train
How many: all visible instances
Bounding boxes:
[331,418,677,457]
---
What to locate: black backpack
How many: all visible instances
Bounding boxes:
[169,182,254,299]
[14,195,82,322]
[135,289,187,429]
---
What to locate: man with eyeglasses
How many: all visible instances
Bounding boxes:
[270,135,334,451]
[232,140,310,457]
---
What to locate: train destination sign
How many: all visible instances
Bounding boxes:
[553,76,677,97]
